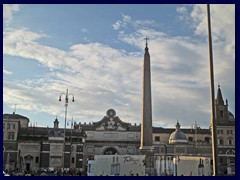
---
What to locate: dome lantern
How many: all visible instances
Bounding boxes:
[169,121,188,144]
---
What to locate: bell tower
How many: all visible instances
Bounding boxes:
[215,85,229,124]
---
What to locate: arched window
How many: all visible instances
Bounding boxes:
[103,147,118,155]
[218,137,224,145]
[226,149,235,155]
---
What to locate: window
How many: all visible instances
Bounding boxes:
[188,137,193,142]
[205,137,210,143]
[227,130,233,135]
[228,139,232,145]
[72,157,75,164]
[220,110,224,117]
[219,139,224,145]
[155,136,160,142]
[3,123,5,129]
[218,130,223,135]
[35,156,39,163]
[7,123,15,130]
[8,132,14,140]
[77,145,83,152]
[226,149,235,155]
[50,156,61,164]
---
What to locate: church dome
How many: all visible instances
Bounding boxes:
[169,121,188,144]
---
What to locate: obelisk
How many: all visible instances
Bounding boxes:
[140,36,153,149]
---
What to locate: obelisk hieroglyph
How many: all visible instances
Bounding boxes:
[140,36,153,149]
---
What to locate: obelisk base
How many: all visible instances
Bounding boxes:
[139,146,155,176]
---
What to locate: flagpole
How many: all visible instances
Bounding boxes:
[207,4,218,176]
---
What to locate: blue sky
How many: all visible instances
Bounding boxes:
[3,4,235,129]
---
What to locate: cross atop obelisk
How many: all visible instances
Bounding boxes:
[144,36,149,50]
[144,36,149,44]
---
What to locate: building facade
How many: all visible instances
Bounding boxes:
[3,115,86,174]
[215,85,235,175]
[75,109,141,170]
[3,86,235,176]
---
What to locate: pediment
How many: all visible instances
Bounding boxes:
[93,109,130,131]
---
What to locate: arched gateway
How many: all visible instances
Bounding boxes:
[103,147,119,155]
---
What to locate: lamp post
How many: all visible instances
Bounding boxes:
[191,121,199,149]
[82,133,87,174]
[67,117,75,170]
[59,88,75,172]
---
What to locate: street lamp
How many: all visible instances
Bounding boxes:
[81,133,87,173]
[59,88,75,172]
[191,121,200,149]
[67,117,76,169]
[67,118,75,144]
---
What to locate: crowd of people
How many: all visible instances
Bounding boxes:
[3,169,86,176]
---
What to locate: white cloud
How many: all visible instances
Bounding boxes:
[3,28,45,45]
[177,4,235,57]
[122,15,131,22]
[3,4,20,24]
[81,28,88,33]
[3,28,78,72]
[113,20,122,30]
[2,27,217,128]
[112,6,234,127]
[3,5,234,129]
[177,4,235,106]
[113,14,156,31]
[176,6,187,14]
[3,28,143,126]
[3,67,13,75]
